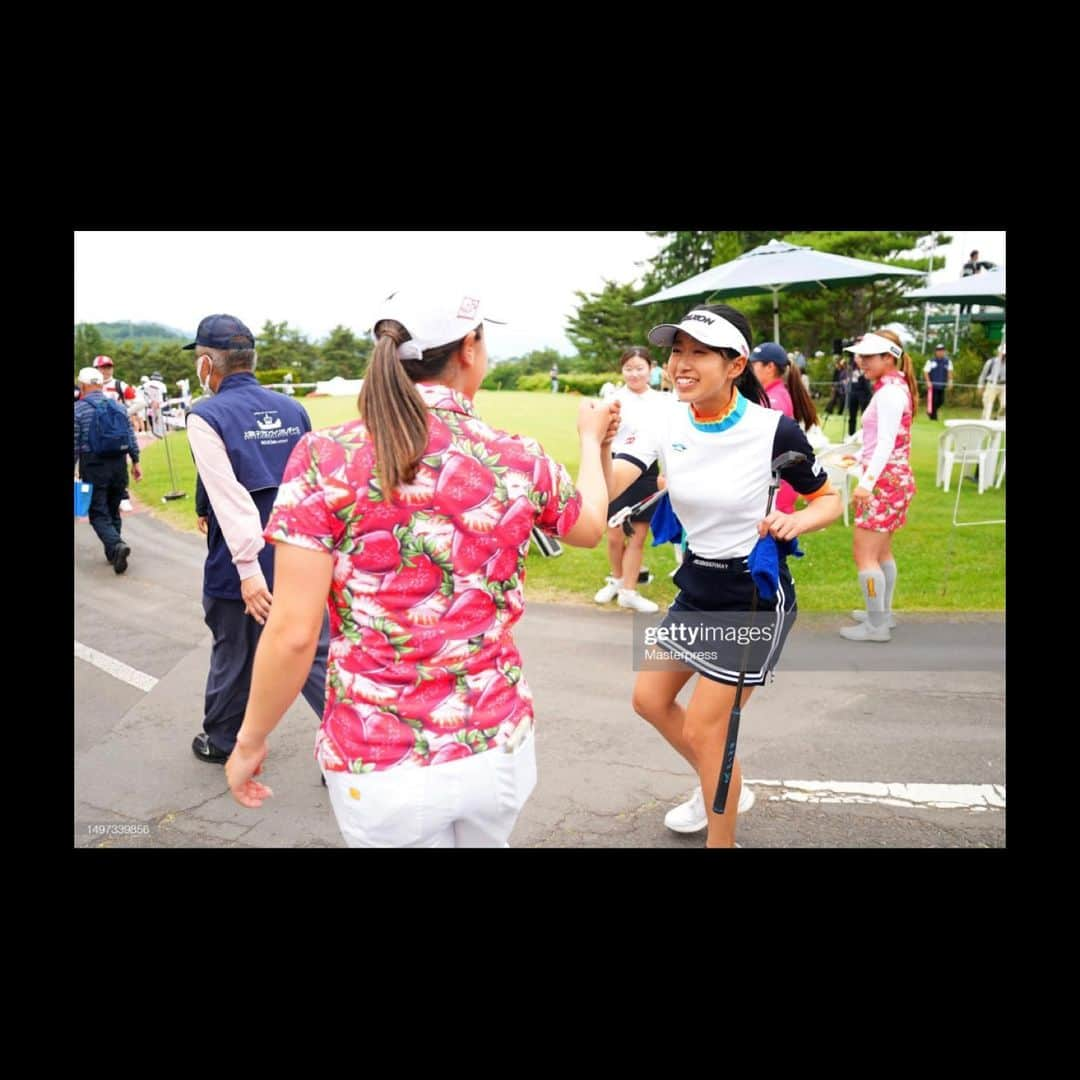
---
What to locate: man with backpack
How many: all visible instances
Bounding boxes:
[95,354,139,510]
[74,367,142,574]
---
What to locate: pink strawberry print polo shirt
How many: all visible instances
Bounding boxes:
[265,382,583,774]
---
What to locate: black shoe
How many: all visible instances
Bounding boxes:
[192,733,229,764]
[112,542,131,575]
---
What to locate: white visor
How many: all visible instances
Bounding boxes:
[648,311,750,358]
[845,332,903,359]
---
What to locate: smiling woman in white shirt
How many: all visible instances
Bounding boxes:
[840,330,919,642]
[605,304,842,848]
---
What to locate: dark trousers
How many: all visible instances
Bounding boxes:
[80,455,129,561]
[825,386,845,415]
[202,594,331,753]
[927,384,947,420]
[847,398,866,437]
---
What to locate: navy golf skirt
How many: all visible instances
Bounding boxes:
[659,550,798,687]
[608,462,661,524]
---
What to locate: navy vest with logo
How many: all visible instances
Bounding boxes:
[188,372,311,600]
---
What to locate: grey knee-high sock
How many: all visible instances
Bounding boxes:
[858,569,887,627]
[880,559,897,615]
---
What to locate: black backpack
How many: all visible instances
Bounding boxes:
[86,396,131,456]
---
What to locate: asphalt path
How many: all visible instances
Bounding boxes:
[75,508,1005,849]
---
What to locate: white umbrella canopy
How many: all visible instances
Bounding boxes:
[905,267,1005,353]
[904,266,1006,307]
[634,238,924,344]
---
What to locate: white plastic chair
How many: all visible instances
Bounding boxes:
[940,425,994,494]
[824,463,854,526]
[995,449,1005,488]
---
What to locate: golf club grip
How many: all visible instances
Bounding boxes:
[712,706,742,814]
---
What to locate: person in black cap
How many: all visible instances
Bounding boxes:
[183,314,330,765]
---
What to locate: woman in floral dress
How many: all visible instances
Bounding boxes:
[840,329,918,643]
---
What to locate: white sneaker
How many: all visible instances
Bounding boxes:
[119,499,134,513]
[617,588,659,613]
[664,788,707,832]
[664,785,755,832]
[851,609,897,629]
[839,621,891,642]
[594,576,623,604]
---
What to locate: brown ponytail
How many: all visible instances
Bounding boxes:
[785,364,820,430]
[359,320,455,493]
[875,329,920,418]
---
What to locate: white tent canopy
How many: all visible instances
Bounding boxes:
[904,266,1006,306]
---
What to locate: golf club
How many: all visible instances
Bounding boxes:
[159,409,187,502]
[530,526,563,558]
[608,487,666,533]
[713,450,806,815]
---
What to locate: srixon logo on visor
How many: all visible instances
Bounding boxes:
[683,312,716,327]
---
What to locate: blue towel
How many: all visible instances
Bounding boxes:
[649,493,684,546]
[747,535,803,602]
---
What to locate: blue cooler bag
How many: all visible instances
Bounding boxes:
[74,479,93,516]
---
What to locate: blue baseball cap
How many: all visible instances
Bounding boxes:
[749,342,789,368]
[183,313,255,351]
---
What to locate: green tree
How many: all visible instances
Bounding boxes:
[255,321,319,379]
[315,325,371,381]
[565,280,660,372]
[74,323,110,371]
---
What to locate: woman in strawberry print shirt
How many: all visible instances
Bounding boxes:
[839,329,918,643]
[225,286,616,847]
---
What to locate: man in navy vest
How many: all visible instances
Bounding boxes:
[923,344,954,420]
[184,314,329,765]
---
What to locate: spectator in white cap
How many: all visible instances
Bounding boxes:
[605,303,842,847]
[840,330,919,642]
[225,285,617,848]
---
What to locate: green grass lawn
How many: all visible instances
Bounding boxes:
[134,392,1004,611]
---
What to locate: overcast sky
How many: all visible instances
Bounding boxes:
[74,229,1004,359]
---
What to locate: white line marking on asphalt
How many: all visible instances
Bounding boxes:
[75,641,159,692]
[746,779,1005,810]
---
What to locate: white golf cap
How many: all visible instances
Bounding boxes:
[78,367,104,385]
[648,309,750,358]
[371,287,505,360]
[844,332,903,360]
